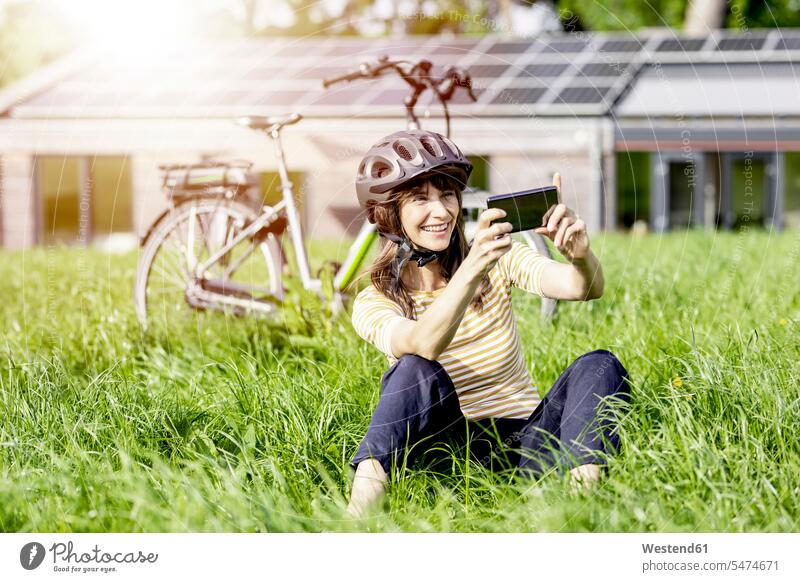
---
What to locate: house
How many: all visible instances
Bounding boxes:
[1,30,798,249]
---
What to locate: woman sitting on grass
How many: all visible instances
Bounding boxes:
[347,129,630,517]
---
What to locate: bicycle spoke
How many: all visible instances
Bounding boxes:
[163,228,191,280]
[137,200,284,330]
[223,236,260,280]
[148,261,184,287]
[193,207,215,263]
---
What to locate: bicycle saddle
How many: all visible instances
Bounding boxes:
[237,114,302,133]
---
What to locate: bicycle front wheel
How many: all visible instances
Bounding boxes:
[134,198,284,331]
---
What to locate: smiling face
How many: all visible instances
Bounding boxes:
[398,180,461,253]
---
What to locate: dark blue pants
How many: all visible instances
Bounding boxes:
[350,350,631,477]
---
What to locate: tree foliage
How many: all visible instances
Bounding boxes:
[0,0,78,88]
[3,0,800,89]
[726,0,800,29]
[555,0,800,32]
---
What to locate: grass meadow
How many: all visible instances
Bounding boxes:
[1,230,799,532]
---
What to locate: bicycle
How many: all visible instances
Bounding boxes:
[134,56,556,330]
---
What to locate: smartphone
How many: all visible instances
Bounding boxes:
[486,186,558,233]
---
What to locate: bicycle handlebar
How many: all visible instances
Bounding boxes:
[322,56,475,137]
[322,57,402,88]
[322,69,366,89]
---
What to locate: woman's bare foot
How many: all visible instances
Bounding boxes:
[346,459,388,518]
[569,463,602,491]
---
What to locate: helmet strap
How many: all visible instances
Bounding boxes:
[379,230,457,293]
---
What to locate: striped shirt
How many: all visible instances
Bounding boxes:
[351,240,556,420]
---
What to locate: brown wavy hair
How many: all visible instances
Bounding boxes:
[352,171,491,320]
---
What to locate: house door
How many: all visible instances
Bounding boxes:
[668,160,696,228]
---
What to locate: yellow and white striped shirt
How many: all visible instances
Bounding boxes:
[351,240,555,420]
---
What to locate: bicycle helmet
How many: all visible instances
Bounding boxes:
[356,129,473,213]
[356,130,472,291]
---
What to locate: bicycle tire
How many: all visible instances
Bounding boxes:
[520,230,558,320]
[134,198,284,330]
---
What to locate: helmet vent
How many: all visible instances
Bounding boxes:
[441,136,461,158]
[370,159,393,179]
[420,137,442,157]
[394,143,414,161]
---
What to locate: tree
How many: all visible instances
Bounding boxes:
[556,0,687,31]
[555,0,800,32]
[684,0,726,34]
[0,0,78,88]
[725,0,800,29]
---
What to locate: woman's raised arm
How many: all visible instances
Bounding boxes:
[390,208,513,361]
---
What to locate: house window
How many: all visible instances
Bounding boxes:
[257,170,306,236]
[616,152,650,229]
[38,157,83,244]
[37,156,132,245]
[91,156,132,237]
[460,156,490,228]
[784,153,800,228]
[667,160,697,229]
[466,155,489,192]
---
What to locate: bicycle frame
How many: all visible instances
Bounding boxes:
[270,127,321,294]
[190,127,322,303]
[141,55,555,323]
[333,221,378,291]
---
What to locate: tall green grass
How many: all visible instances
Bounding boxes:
[1,230,798,532]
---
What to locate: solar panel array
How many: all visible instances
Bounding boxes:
[9,29,800,119]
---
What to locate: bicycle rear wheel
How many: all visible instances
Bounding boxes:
[134,198,284,331]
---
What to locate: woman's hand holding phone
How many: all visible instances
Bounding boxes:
[534,173,591,261]
[464,208,513,279]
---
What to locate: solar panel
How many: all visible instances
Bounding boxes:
[366,88,409,106]
[251,90,311,106]
[428,43,477,55]
[291,66,354,80]
[323,43,375,56]
[189,90,252,106]
[74,90,145,107]
[13,29,800,121]
[25,89,73,107]
[70,64,113,82]
[226,42,275,58]
[540,39,588,53]
[557,85,613,104]
[486,41,533,54]
[655,37,708,52]
[369,40,430,55]
[309,88,366,106]
[133,91,186,107]
[467,63,511,78]
[717,36,768,51]
[242,67,292,81]
[447,87,481,105]
[775,35,800,50]
[518,63,570,78]
[490,87,548,105]
[581,61,632,77]
[426,56,473,69]
[272,43,329,57]
[599,38,643,53]
[236,91,282,106]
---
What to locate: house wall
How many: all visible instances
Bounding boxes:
[0,155,37,249]
[0,117,607,247]
[131,153,186,241]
